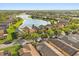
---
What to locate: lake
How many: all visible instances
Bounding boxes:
[16,14,51,29]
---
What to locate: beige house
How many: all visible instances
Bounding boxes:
[0,50,11,56]
[57,23,65,29]
[0,28,7,38]
[22,27,37,33]
[0,50,4,56]
[19,44,40,56]
[0,29,4,36]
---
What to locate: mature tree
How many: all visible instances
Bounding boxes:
[46,29,54,38]
[31,33,39,39]
[41,33,49,38]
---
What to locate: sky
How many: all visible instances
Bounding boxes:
[0,3,79,10]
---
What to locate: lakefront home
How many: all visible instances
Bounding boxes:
[22,26,37,33]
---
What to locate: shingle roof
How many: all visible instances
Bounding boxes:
[60,34,79,49]
[36,41,64,56]
[49,39,78,56]
[19,44,40,56]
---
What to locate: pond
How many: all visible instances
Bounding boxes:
[16,14,51,29]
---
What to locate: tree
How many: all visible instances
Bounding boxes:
[24,32,32,40]
[6,33,13,42]
[31,33,39,39]
[50,20,57,25]
[6,23,15,42]
[47,29,54,38]
[61,27,71,35]
[41,33,49,38]
[70,23,79,30]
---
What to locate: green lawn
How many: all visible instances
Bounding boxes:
[14,19,23,28]
[0,44,21,56]
[6,24,15,42]
[0,18,23,44]
[0,39,7,44]
[6,19,23,42]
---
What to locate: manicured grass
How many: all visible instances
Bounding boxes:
[6,19,23,42]
[0,44,21,56]
[0,39,7,44]
[14,20,23,28]
[6,33,13,41]
[7,23,15,33]
[6,24,15,42]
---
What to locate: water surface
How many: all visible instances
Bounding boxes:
[16,14,51,29]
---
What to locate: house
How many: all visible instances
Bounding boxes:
[7,16,14,24]
[36,37,42,42]
[39,25,46,30]
[36,41,64,56]
[49,38,78,56]
[56,23,65,29]
[3,51,11,56]
[26,28,37,33]
[56,18,69,28]
[0,50,11,56]
[18,39,30,46]
[19,44,40,56]
[29,28,37,33]
[74,52,79,56]
[45,24,53,29]
[0,27,7,38]
[0,50,4,56]
[0,24,7,32]
[0,29,4,37]
[0,16,14,38]
[72,15,79,19]
[0,26,8,38]
[22,26,37,33]
[18,48,31,56]
[60,34,79,49]
[0,22,9,29]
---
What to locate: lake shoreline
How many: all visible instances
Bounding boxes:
[16,14,51,29]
